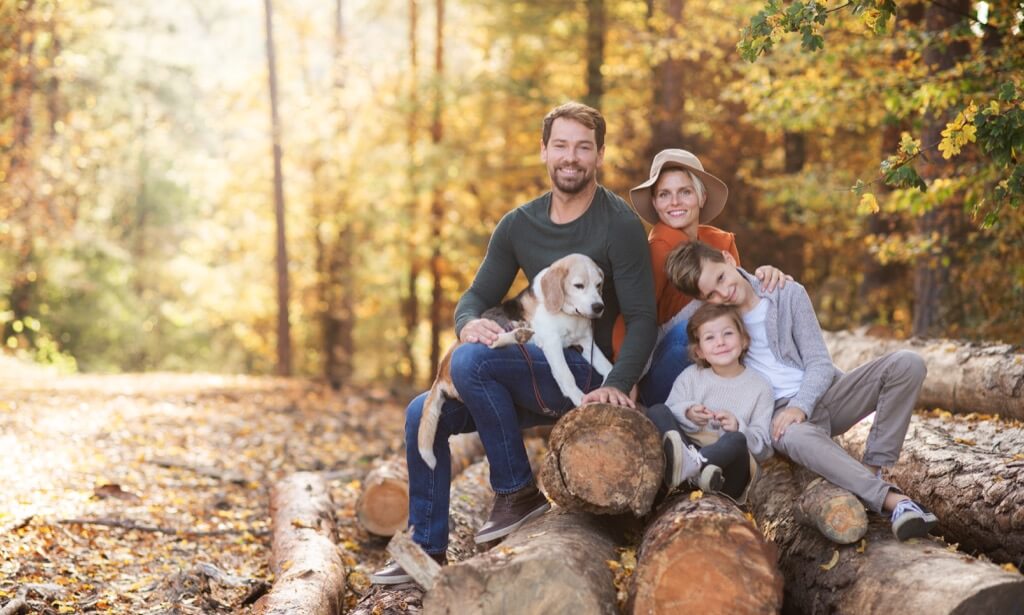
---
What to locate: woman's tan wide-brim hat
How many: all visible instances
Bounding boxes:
[629,149,729,226]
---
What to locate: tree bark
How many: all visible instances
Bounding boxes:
[255,473,345,615]
[402,0,421,385]
[838,416,1024,566]
[423,509,620,615]
[912,0,971,337]
[583,0,605,110]
[357,433,486,536]
[749,458,1024,614]
[428,0,445,379]
[646,0,687,158]
[540,403,662,516]
[263,0,291,376]
[627,491,783,614]
[823,330,1024,420]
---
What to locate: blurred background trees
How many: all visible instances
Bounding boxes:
[1,0,1020,387]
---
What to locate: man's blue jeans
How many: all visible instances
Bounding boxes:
[405,342,603,554]
[637,318,692,406]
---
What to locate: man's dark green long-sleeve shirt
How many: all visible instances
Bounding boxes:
[454,186,657,393]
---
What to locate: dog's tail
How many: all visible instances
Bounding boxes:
[417,382,449,470]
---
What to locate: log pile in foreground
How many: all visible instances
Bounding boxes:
[357,433,486,536]
[750,458,1024,613]
[839,415,1024,565]
[539,403,662,516]
[423,509,620,615]
[627,491,783,614]
[253,472,346,615]
[822,330,1024,420]
[792,465,868,545]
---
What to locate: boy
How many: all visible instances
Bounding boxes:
[663,241,937,541]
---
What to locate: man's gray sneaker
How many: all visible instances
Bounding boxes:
[370,552,447,585]
[475,482,550,543]
[890,499,938,541]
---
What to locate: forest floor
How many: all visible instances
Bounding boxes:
[0,358,408,614]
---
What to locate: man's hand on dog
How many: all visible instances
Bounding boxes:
[461,318,505,346]
[582,386,635,409]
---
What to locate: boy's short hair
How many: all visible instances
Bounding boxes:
[686,303,750,368]
[542,102,606,150]
[665,241,727,298]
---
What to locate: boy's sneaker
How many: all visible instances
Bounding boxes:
[890,498,938,541]
[370,552,447,585]
[474,483,550,543]
[697,464,724,493]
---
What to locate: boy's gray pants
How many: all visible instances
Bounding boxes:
[772,350,927,513]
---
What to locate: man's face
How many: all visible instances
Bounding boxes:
[696,253,752,309]
[541,118,604,195]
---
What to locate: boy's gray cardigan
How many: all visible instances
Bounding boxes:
[661,268,843,418]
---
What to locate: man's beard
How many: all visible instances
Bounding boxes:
[550,165,593,194]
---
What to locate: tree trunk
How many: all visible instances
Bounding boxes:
[423,509,620,615]
[539,404,662,516]
[357,433,486,537]
[912,0,971,338]
[256,473,345,615]
[838,416,1024,566]
[428,0,446,379]
[627,491,783,614]
[403,0,421,385]
[646,0,686,158]
[263,0,291,376]
[749,458,1024,614]
[822,330,1024,419]
[583,0,605,110]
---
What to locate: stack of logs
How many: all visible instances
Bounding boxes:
[256,333,1024,614]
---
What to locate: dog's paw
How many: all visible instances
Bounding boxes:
[511,327,534,344]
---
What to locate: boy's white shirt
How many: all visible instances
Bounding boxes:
[741,299,804,400]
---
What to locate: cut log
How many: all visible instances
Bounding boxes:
[357,433,486,536]
[793,466,868,545]
[750,458,1024,614]
[823,330,1024,420]
[351,441,548,615]
[838,415,1024,565]
[423,509,620,615]
[540,403,662,516]
[627,491,783,614]
[254,472,345,615]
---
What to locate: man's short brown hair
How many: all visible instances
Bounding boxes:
[665,241,727,298]
[542,102,606,150]
[686,303,750,368]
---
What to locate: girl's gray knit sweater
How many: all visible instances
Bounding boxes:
[665,364,775,462]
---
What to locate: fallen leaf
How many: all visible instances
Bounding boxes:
[1002,562,1020,574]
[689,490,703,501]
[820,550,840,571]
[856,539,867,553]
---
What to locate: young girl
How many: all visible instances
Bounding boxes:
[611,148,787,405]
[645,303,774,502]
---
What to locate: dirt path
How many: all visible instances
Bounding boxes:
[0,364,407,613]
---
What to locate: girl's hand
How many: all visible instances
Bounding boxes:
[685,404,713,427]
[714,410,739,432]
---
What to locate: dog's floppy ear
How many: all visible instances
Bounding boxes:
[541,264,567,313]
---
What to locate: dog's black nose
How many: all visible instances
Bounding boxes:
[592,302,604,315]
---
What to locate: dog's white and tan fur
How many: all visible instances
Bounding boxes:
[418,253,614,469]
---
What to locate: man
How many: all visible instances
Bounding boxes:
[372,102,657,584]
[663,241,938,541]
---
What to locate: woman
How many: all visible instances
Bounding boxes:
[613,148,787,405]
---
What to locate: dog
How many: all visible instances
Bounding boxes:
[418,253,614,469]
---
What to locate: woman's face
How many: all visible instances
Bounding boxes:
[652,169,703,231]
